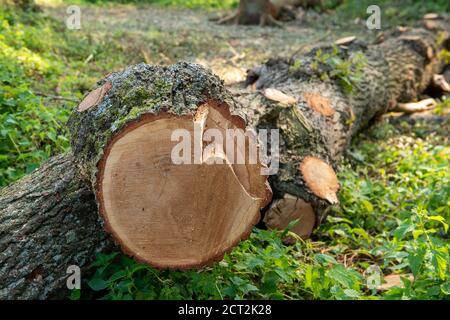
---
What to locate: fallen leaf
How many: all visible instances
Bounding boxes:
[77,81,112,112]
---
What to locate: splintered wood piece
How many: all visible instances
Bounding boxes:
[299,156,339,204]
[433,74,450,92]
[335,36,356,46]
[423,13,439,20]
[378,274,414,291]
[303,92,334,116]
[263,88,297,105]
[97,102,269,269]
[77,81,112,112]
[200,102,272,205]
[264,194,315,242]
[394,98,437,113]
[427,46,434,60]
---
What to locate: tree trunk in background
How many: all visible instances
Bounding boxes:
[218,0,282,26]
[217,0,327,26]
[0,25,447,299]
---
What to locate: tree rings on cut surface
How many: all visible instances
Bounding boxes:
[299,156,339,204]
[96,101,270,269]
[264,194,316,242]
[303,93,334,116]
[77,81,112,112]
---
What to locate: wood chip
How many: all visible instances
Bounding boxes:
[263,88,297,105]
[77,81,112,112]
[423,13,439,20]
[378,274,414,291]
[335,36,356,46]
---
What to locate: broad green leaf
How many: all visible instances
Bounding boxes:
[362,200,374,213]
[88,278,108,291]
[441,282,450,295]
[393,222,415,240]
[327,264,355,288]
[431,250,448,280]
[315,254,338,265]
[407,250,425,277]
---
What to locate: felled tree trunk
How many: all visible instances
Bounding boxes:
[234,27,445,236]
[0,26,447,299]
[68,63,272,270]
[0,153,113,299]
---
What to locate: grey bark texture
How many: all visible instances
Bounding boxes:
[233,27,446,222]
[0,153,113,299]
[68,62,246,188]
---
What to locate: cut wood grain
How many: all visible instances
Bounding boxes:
[264,194,315,242]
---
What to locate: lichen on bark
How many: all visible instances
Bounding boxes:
[68,62,243,187]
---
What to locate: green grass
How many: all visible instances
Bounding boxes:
[0,8,71,186]
[0,5,120,186]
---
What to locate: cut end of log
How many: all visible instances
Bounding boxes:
[299,156,339,204]
[77,81,112,112]
[264,194,316,242]
[303,92,334,116]
[423,19,437,31]
[96,101,270,269]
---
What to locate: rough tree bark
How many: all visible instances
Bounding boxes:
[0,25,448,298]
[0,154,113,299]
[234,27,447,234]
[68,63,271,270]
